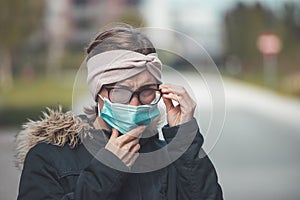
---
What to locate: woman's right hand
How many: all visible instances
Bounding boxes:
[105,126,145,167]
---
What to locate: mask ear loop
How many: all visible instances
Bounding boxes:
[98,94,104,101]
[97,103,101,116]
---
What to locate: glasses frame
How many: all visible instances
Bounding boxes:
[103,84,162,105]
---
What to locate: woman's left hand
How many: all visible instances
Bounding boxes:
[159,84,196,127]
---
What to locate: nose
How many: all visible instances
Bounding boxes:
[129,94,140,106]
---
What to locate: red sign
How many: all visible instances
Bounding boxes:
[257,32,282,56]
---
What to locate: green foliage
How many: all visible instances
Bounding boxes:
[61,50,86,70]
[280,3,300,61]
[223,2,300,95]
[0,0,44,50]
[0,76,74,126]
[224,3,275,68]
[117,8,145,28]
[0,78,72,108]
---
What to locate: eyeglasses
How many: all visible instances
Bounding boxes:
[102,84,162,105]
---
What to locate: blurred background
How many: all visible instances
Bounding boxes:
[0,0,300,199]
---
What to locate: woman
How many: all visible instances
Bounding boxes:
[16,26,223,199]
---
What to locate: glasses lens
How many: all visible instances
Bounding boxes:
[107,86,162,105]
[109,88,132,104]
[140,89,161,105]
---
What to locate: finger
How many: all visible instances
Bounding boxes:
[162,93,181,103]
[105,141,122,156]
[123,151,139,167]
[123,125,146,138]
[110,128,119,139]
[118,126,145,144]
[160,85,182,103]
[160,83,180,90]
[122,144,140,166]
[160,87,184,96]
[163,93,195,114]
[131,143,141,153]
[160,84,189,98]
[121,138,140,150]
[162,96,174,112]
[161,85,194,108]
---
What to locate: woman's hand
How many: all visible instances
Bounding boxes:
[105,126,146,167]
[160,84,196,127]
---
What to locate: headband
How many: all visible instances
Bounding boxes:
[86,50,162,101]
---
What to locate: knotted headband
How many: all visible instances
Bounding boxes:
[86,50,162,101]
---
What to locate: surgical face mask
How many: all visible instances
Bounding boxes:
[98,96,160,134]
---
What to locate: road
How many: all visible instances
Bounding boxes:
[0,128,21,200]
[1,75,300,200]
[210,78,300,200]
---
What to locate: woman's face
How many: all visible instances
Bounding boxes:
[98,70,159,107]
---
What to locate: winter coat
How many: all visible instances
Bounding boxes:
[15,107,223,200]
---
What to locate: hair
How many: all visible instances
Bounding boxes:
[86,25,156,60]
[84,25,158,121]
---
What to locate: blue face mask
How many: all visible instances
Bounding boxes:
[98,96,160,134]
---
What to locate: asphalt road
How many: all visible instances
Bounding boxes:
[210,79,300,200]
[0,128,20,200]
[1,75,300,200]
[210,108,300,200]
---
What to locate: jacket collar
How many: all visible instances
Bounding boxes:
[15,107,159,170]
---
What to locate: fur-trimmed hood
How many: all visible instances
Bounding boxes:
[15,107,91,170]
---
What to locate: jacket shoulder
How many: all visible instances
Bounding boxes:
[15,107,91,170]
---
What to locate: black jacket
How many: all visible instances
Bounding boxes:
[16,110,223,200]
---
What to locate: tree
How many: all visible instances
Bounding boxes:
[0,0,44,89]
[223,2,276,73]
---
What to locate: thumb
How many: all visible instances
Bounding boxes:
[110,128,119,139]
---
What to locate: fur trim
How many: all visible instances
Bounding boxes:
[15,106,91,170]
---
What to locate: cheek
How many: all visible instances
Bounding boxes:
[98,100,104,111]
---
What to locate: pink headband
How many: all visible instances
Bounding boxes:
[86,50,162,101]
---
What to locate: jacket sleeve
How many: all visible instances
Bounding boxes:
[17,144,129,200]
[162,118,223,200]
